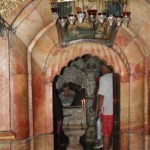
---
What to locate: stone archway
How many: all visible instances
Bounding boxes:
[40,42,130,149]
[46,43,129,81]
[30,30,148,150]
[0,0,149,150]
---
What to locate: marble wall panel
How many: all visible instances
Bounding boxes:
[144,73,148,129]
[134,62,145,75]
[130,75,144,128]
[47,26,59,44]
[10,74,29,140]
[148,138,150,150]
[34,133,54,150]
[129,0,150,36]
[129,133,144,150]
[10,34,27,74]
[0,143,10,150]
[0,36,10,131]
[16,9,44,46]
[115,27,133,50]
[32,75,53,134]
[11,0,41,29]
[11,139,30,150]
[148,73,150,133]
[0,36,9,76]
[120,81,130,129]
[0,74,10,130]
[30,137,34,150]
[120,132,129,150]
[144,135,149,150]
[45,82,53,133]
[31,27,57,70]
[14,0,53,47]
[32,72,46,135]
[36,0,53,25]
[124,40,144,74]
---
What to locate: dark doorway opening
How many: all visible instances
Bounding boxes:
[52,55,120,150]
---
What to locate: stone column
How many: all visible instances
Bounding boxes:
[129,74,145,150]
[85,72,96,142]
[10,34,29,140]
[0,34,15,149]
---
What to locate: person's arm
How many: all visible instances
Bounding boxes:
[95,94,104,119]
[97,94,104,118]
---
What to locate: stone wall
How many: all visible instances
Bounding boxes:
[0,0,149,150]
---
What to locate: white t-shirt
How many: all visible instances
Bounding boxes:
[59,91,75,107]
[98,73,113,115]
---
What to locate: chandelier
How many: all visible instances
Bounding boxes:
[51,0,131,47]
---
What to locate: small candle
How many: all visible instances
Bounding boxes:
[83,98,85,108]
[81,99,83,107]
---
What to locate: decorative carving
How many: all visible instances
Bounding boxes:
[0,0,55,17]
[0,0,26,16]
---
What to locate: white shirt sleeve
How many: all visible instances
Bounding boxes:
[98,77,105,96]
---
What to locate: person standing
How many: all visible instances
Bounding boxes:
[97,63,113,150]
[53,82,64,150]
[93,72,103,149]
[59,84,76,107]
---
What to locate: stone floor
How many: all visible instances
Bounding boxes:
[59,142,103,150]
[56,134,112,150]
[82,143,103,150]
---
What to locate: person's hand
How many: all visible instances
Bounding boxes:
[98,111,102,119]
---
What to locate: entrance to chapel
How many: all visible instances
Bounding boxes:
[52,55,120,150]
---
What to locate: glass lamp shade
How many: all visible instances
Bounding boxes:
[98,13,106,24]
[115,16,123,27]
[68,15,76,25]
[108,14,114,25]
[123,12,131,26]
[58,17,67,27]
[77,12,86,23]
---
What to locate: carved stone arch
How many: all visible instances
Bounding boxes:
[46,42,129,82]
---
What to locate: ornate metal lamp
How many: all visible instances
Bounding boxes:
[51,0,131,47]
[68,14,76,25]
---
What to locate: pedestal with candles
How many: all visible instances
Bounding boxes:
[62,106,87,150]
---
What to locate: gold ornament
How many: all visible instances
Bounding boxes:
[0,0,26,17]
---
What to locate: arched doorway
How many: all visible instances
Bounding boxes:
[32,41,147,150]
[41,42,130,149]
[52,54,121,150]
